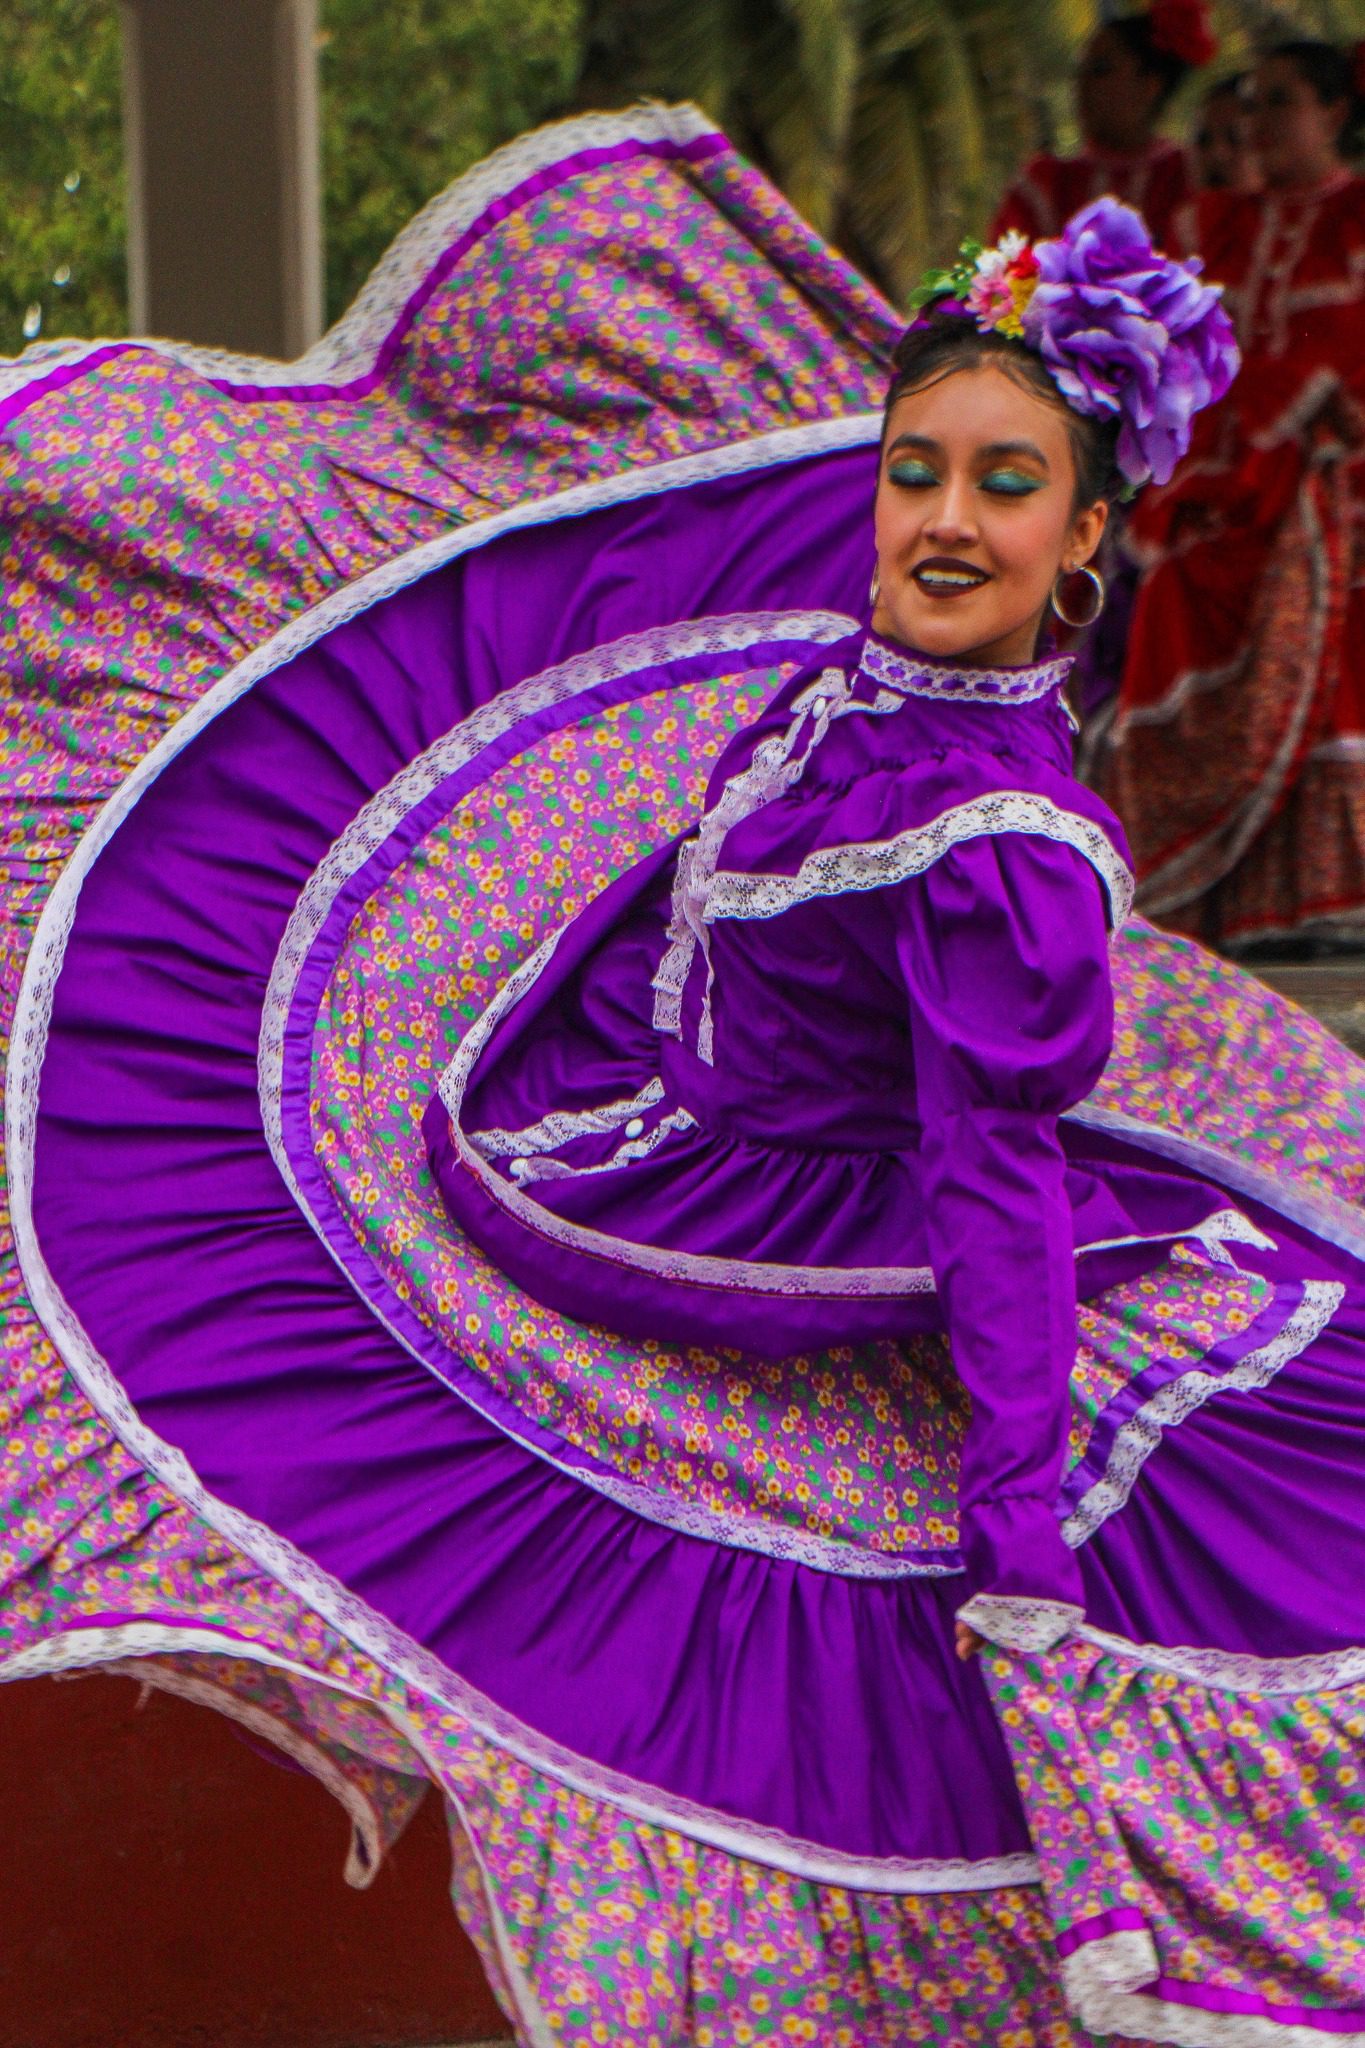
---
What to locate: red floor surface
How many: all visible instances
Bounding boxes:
[0,1673,507,2048]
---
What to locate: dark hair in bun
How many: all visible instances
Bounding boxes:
[1108,14,1194,109]
[883,311,1125,510]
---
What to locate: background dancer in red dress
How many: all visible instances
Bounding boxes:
[1190,71,1260,195]
[992,0,1216,251]
[1110,39,1365,954]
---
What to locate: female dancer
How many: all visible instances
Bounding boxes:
[992,0,1215,250]
[429,199,1237,1660]
[1110,39,1365,952]
[13,109,1365,2043]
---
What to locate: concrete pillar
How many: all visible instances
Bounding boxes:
[120,0,323,358]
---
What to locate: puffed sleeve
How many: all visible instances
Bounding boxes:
[895,833,1115,1634]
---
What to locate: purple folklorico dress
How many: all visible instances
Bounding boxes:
[18,105,1365,2046]
[427,626,1285,1626]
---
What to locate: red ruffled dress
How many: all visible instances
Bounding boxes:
[992,139,1194,252]
[1109,173,1365,948]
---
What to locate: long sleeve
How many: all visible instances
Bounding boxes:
[895,835,1115,1627]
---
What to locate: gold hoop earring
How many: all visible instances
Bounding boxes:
[870,567,881,606]
[1051,563,1105,629]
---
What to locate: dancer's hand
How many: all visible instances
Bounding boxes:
[955,1620,983,1661]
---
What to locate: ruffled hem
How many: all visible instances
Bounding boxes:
[981,1622,1365,2047]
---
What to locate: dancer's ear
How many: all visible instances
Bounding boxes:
[1066,497,1109,572]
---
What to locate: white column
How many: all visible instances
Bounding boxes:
[120,0,323,358]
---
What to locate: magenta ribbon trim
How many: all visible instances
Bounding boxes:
[1054,1904,1148,1957]
[0,131,727,434]
[1058,1909,1365,2031]
[1147,1978,1365,2031]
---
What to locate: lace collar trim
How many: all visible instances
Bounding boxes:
[860,634,1074,707]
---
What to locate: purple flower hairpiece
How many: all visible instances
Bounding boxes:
[1021,196,1239,487]
[908,198,1239,487]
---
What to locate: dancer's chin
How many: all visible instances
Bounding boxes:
[879,595,1012,664]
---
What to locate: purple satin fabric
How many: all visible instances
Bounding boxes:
[29,441,1365,1873]
[437,629,1233,1606]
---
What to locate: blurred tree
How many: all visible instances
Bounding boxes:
[0,0,125,355]
[319,0,583,323]
[575,0,1089,301]
[5,0,1365,357]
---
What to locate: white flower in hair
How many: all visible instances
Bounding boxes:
[974,230,1030,282]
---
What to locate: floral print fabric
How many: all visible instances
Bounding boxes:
[309,662,1274,1571]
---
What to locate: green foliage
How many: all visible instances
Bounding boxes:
[6,0,1365,359]
[0,0,126,355]
[319,0,584,323]
[575,0,1083,297]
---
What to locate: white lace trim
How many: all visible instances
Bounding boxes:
[1074,1622,1365,1696]
[0,1622,1038,1894]
[471,1078,666,1159]
[1077,1209,1274,1270]
[0,106,725,400]
[651,666,853,1061]
[506,1107,698,1184]
[1061,1279,1343,1549]
[1061,1928,1365,2048]
[964,1585,1365,1698]
[442,945,940,1299]
[861,637,1074,706]
[703,790,1135,930]
[1065,1100,1365,1270]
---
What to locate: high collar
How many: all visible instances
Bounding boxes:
[858,630,1074,708]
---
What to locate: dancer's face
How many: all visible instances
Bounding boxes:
[872,364,1107,671]
[1248,56,1347,189]
[1076,27,1163,153]
[1195,89,1260,193]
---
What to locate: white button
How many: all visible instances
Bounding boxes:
[510,1157,531,1178]
[810,695,827,716]
[624,1117,645,1139]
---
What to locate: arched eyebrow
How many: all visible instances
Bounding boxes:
[979,439,1050,467]
[884,433,941,458]
[884,432,1051,468]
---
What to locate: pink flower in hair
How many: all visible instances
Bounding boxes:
[965,272,1014,325]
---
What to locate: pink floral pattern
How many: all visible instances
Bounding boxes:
[984,1637,1365,2025]
[1100,919,1365,1216]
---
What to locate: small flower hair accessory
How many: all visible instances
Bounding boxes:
[908,197,1240,488]
[908,230,1039,339]
[1147,0,1217,70]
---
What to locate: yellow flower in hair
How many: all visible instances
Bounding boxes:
[1009,272,1039,322]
